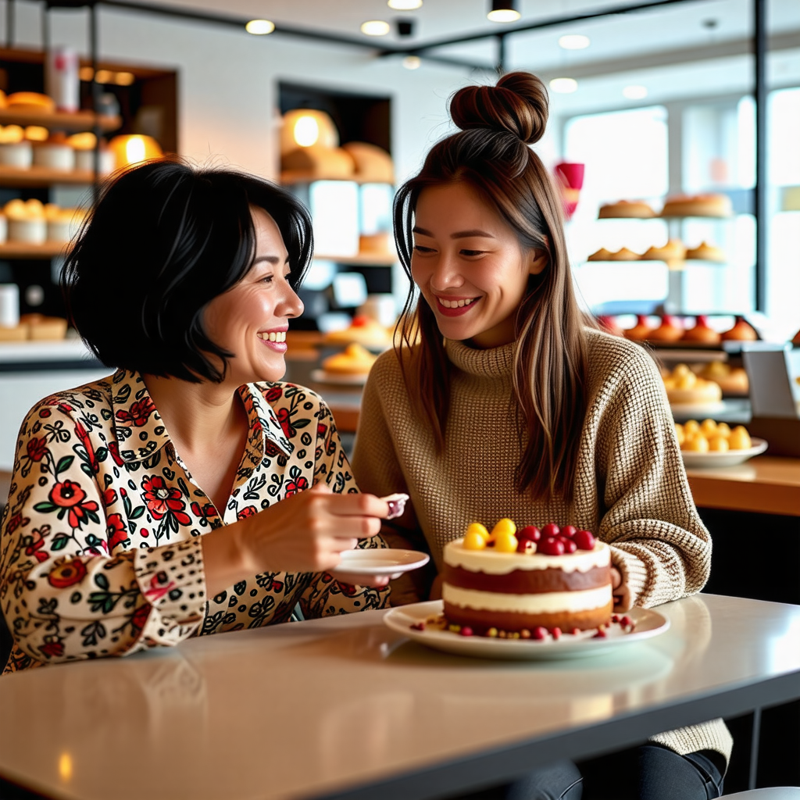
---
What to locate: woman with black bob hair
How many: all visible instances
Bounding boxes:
[0,158,393,674]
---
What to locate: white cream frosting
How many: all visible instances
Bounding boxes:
[443,538,610,575]
[442,584,612,614]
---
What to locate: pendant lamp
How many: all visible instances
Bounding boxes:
[487,0,520,23]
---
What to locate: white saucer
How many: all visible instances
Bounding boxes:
[681,437,767,468]
[383,601,670,661]
[332,549,430,580]
[310,369,368,386]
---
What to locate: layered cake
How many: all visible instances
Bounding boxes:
[321,342,377,375]
[442,520,613,635]
[324,315,392,349]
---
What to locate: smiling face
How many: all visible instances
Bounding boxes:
[411,182,546,349]
[203,207,304,385]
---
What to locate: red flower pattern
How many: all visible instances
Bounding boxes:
[39,641,64,659]
[115,397,156,427]
[74,422,99,472]
[107,514,127,550]
[284,476,309,497]
[47,559,88,588]
[142,476,191,525]
[49,481,99,529]
[26,437,47,462]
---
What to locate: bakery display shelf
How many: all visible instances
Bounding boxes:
[0,108,120,132]
[314,253,397,266]
[0,165,104,187]
[584,258,727,266]
[0,241,68,259]
[643,340,759,354]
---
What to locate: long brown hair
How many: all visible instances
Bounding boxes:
[393,71,590,502]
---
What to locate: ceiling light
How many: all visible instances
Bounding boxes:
[623,84,648,100]
[245,19,275,35]
[549,77,578,94]
[559,34,590,50]
[487,0,520,23]
[388,0,422,8]
[403,56,422,69]
[361,20,391,36]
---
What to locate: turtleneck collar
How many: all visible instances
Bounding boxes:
[444,338,516,379]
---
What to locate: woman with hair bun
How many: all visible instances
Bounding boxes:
[352,72,730,799]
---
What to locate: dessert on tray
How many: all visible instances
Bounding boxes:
[721,316,758,342]
[441,519,613,636]
[320,342,377,375]
[660,193,732,218]
[323,314,392,349]
[598,199,655,218]
[698,361,748,395]
[681,315,721,345]
[674,419,752,453]
[685,241,726,262]
[624,314,654,342]
[662,363,723,406]
[647,314,684,342]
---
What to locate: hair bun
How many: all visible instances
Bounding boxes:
[450,71,548,145]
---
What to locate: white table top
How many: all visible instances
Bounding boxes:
[1,593,799,800]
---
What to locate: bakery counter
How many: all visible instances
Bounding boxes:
[686,455,800,517]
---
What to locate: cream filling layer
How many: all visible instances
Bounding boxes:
[442,584,612,614]
[444,539,610,575]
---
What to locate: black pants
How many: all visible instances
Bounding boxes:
[455,745,724,800]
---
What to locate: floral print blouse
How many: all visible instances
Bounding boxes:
[0,369,389,674]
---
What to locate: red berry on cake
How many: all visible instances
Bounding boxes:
[541,522,560,537]
[561,525,578,538]
[516,539,536,554]
[532,626,548,640]
[538,537,565,556]
[518,525,541,542]
[560,537,578,554]
[573,529,596,550]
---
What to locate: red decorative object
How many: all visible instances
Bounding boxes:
[554,162,585,219]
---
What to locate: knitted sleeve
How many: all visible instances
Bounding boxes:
[591,340,711,610]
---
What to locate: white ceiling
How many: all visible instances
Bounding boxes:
[136,0,800,74]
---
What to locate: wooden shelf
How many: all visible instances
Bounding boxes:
[0,165,107,187]
[0,108,120,132]
[0,241,68,259]
[314,253,397,266]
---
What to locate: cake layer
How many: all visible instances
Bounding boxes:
[443,601,613,633]
[442,584,612,614]
[443,563,609,594]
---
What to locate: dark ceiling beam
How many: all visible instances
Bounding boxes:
[379,0,716,57]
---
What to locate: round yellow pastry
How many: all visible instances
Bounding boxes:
[684,434,709,453]
[598,200,655,218]
[729,426,752,450]
[708,436,730,452]
[663,364,722,406]
[320,343,377,375]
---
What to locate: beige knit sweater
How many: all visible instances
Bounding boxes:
[352,328,732,762]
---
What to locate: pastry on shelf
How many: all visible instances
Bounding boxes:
[4,198,46,244]
[280,145,355,180]
[323,314,392,349]
[44,204,85,243]
[660,193,732,218]
[608,247,641,261]
[67,132,116,174]
[587,247,614,261]
[698,361,749,395]
[721,316,758,342]
[662,364,723,406]
[681,315,721,345]
[647,314,684,342]
[675,419,751,452]
[0,125,32,168]
[623,314,653,342]
[341,141,394,183]
[598,199,656,218]
[32,132,75,171]
[685,241,726,262]
[792,328,800,346]
[641,239,686,265]
[19,314,68,340]
[5,92,55,113]
[321,343,377,375]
